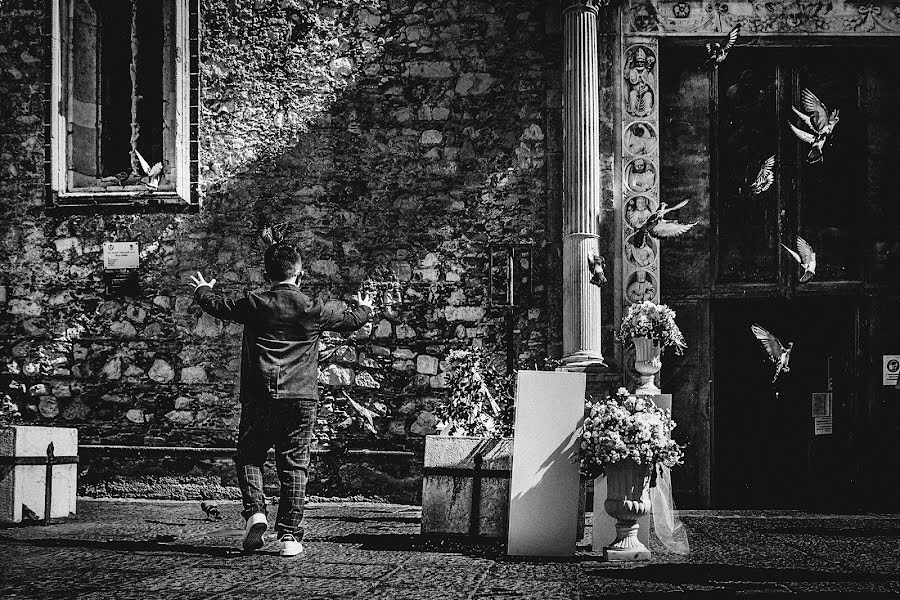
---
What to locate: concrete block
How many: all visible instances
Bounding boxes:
[421,435,512,539]
[0,426,77,522]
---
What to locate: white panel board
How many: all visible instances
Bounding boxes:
[507,371,586,556]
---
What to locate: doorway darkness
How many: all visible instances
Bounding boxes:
[712,297,857,510]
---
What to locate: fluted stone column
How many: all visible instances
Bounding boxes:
[561,1,604,368]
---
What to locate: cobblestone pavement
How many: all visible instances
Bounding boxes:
[2,500,900,599]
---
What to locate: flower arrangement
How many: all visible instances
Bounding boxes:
[616,301,687,354]
[579,387,684,478]
[435,348,515,437]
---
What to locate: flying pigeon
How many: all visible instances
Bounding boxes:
[750,324,793,383]
[748,155,776,195]
[705,25,740,68]
[781,236,816,283]
[789,88,840,163]
[588,251,606,287]
[633,198,698,247]
[341,390,380,434]
[260,223,288,247]
[131,149,163,189]
[200,501,221,520]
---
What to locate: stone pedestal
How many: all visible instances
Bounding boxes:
[561,1,605,369]
[0,426,78,523]
[602,459,652,561]
[421,436,512,538]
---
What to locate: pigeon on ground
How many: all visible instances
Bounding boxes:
[21,504,40,521]
[788,88,840,163]
[633,198,698,247]
[588,252,606,287]
[748,155,776,195]
[705,25,741,68]
[750,324,793,383]
[200,501,221,520]
[781,236,817,283]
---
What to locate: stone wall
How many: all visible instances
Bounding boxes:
[0,0,564,499]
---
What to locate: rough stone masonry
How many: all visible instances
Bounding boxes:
[0,0,570,500]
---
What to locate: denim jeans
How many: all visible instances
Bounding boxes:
[234,397,318,539]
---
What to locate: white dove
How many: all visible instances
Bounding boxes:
[633,198,698,247]
[748,155,776,195]
[131,149,163,189]
[788,88,839,163]
[587,251,606,287]
[750,324,793,383]
[781,236,816,283]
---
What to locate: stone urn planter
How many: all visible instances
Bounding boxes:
[421,435,513,538]
[0,426,78,523]
[632,336,662,395]
[602,459,652,561]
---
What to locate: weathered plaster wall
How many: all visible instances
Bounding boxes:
[0,0,565,499]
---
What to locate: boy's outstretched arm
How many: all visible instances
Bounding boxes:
[320,290,374,332]
[190,271,250,324]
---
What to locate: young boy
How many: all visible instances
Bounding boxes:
[190,243,373,556]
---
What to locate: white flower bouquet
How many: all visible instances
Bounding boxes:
[616,301,687,354]
[579,387,684,478]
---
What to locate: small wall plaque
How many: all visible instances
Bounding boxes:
[102,242,139,297]
[883,355,900,386]
[811,392,832,418]
[813,416,833,436]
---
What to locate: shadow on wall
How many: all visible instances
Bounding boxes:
[0,0,564,499]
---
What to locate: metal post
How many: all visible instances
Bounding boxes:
[44,442,54,526]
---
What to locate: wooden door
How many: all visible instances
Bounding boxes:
[660,42,900,509]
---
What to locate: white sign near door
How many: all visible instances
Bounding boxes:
[882,355,900,386]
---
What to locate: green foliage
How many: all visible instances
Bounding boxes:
[0,394,21,428]
[436,348,516,438]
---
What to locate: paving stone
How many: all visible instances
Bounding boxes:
[3,501,900,599]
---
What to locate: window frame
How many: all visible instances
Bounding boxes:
[44,0,199,208]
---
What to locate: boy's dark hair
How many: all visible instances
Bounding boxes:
[264,243,303,282]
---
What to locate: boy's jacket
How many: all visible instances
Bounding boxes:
[194,283,372,401]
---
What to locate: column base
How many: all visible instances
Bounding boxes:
[603,546,651,562]
[560,352,607,371]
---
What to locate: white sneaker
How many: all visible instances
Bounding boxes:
[242,513,268,551]
[279,533,303,557]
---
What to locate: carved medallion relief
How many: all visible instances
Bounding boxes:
[626,0,900,34]
[622,42,661,305]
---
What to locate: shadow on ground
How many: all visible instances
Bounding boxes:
[589,563,900,584]
[1,535,248,558]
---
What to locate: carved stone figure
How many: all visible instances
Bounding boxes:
[626,270,657,303]
[627,235,656,268]
[625,46,656,117]
[625,158,656,193]
[626,195,656,229]
[624,122,657,156]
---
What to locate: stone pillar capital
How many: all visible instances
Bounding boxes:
[562,0,613,14]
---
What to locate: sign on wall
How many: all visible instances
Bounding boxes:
[102,242,140,297]
[811,392,832,418]
[882,355,900,386]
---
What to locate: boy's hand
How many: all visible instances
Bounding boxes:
[190,271,216,290]
[354,290,374,309]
